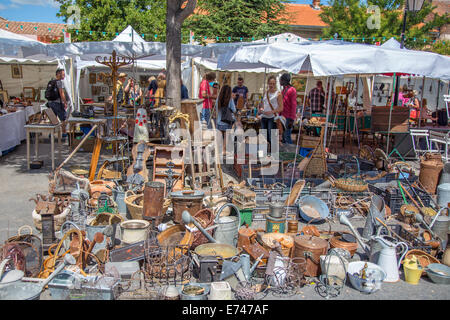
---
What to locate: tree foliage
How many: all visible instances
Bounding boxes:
[184,0,290,43]
[430,40,450,55]
[320,0,449,50]
[55,0,166,41]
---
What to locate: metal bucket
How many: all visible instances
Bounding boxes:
[439,162,450,185]
[437,183,450,208]
[431,216,450,249]
[419,155,443,194]
[266,215,286,233]
[213,203,241,247]
[180,283,210,300]
[143,181,165,222]
[113,190,127,216]
[170,190,204,224]
[269,202,285,218]
[85,224,107,251]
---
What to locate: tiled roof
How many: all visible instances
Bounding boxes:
[0,19,66,37]
[281,3,328,27]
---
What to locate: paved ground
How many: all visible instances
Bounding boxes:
[0,139,449,300]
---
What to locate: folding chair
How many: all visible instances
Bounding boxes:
[444,95,450,120]
[429,130,450,161]
[410,129,430,159]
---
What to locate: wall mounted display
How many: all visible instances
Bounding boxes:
[11,65,23,79]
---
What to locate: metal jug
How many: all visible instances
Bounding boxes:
[370,236,408,283]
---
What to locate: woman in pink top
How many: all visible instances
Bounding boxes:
[280,73,297,144]
[398,85,410,106]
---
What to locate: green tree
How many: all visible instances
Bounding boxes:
[184,0,290,43]
[320,0,449,50]
[430,40,450,55]
[55,0,166,42]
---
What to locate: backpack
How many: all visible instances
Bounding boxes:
[221,101,235,125]
[45,79,60,101]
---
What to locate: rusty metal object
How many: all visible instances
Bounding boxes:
[143,181,165,222]
[170,190,204,224]
[419,153,444,194]
[292,235,328,277]
[238,226,269,265]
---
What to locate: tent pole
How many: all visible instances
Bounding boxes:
[419,76,425,128]
[323,76,334,150]
[386,73,396,155]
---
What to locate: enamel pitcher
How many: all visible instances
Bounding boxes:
[370,236,408,283]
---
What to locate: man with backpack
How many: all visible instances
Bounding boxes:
[46,68,68,134]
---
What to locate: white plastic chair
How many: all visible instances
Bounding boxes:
[429,130,450,161]
[410,129,430,159]
[444,95,450,120]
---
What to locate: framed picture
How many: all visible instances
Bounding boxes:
[97,73,104,83]
[101,86,108,93]
[89,73,97,84]
[23,87,36,100]
[11,65,23,79]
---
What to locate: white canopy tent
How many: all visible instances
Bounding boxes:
[217,40,450,80]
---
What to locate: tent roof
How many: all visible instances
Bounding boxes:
[252,33,310,44]
[112,25,146,43]
[217,40,450,80]
[381,37,402,49]
[0,28,43,42]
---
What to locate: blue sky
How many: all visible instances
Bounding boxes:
[0,0,330,24]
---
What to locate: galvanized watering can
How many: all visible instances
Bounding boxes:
[213,203,241,247]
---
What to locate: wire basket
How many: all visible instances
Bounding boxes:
[144,230,192,286]
[329,156,368,192]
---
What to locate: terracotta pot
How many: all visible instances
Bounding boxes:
[90,180,115,199]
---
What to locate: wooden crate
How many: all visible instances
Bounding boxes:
[371,106,409,133]
[299,134,320,148]
[152,145,185,192]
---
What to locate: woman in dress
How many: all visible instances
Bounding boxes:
[215,84,236,156]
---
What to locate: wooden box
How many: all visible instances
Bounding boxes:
[371,106,409,133]
[299,134,320,148]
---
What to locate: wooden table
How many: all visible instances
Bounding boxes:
[25,123,63,170]
[67,117,107,147]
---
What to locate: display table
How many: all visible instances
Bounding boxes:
[0,110,27,155]
[67,117,108,148]
[25,123,63,170]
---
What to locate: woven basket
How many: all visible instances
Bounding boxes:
[32,207,69,231]
[96,160,122,180]
[191,208,215,249]
[403,249,440,277]
[124,191,144,220]
[329,156,368,192]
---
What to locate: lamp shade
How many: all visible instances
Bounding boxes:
[407,0,425,11]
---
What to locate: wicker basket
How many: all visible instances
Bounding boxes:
[191,208,215,249]
[32,207,69,231]
[329,156,368,192]
[96,160,122,180]
[402,249,440,277]
[124,191,144,220]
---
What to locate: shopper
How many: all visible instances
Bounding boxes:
[232,76,248,107]
[259,75,283,148]
[308,80,325,115]
[215,84,236,155]
[181,78,189,100]
[280,73,297,144]
[46,68,68,134]
[199,72,217,128]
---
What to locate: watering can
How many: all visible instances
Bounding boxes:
[240,253,263,282]
[213,203,241,247]
[370,236,408,283]
[219,259,246,282]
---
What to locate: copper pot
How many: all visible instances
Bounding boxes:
[329,232,358,257]
[292,235,328,277]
